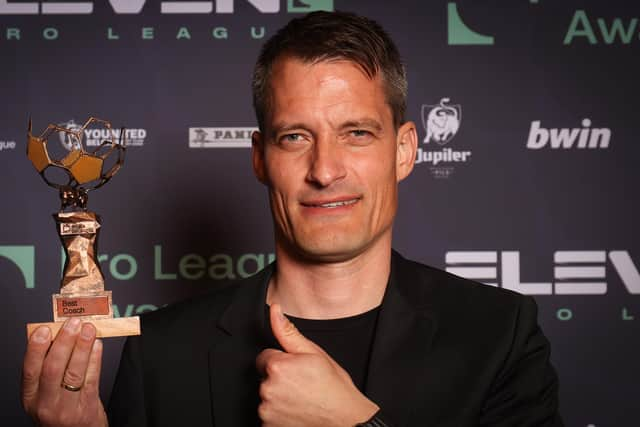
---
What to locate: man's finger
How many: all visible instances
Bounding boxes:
[83,338,103,394]
[22,326,52,407]
[39,318,82,396]
[269,304,322,355]
[61,323,97,391]
[255,348,284,377]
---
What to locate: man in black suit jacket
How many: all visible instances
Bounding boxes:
[107,252,561,426]
[22,11,562,427]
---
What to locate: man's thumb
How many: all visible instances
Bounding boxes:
[270,303,320,354]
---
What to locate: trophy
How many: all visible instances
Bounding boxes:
[25,117,141,338]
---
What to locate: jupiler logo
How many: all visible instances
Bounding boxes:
[58,119,147,149]
[422,98,461,145]
[189,127,257,148]
[416,98,471,179]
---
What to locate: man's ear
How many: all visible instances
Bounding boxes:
[252,130,268,184]
[395,121,418,182]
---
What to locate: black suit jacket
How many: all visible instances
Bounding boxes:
[107,251,563,426]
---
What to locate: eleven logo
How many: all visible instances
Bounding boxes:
[446,250,640,296]
[416,98,472,179]
[0,0,333,14]
[189,127,257,148]
[58,119,147,148]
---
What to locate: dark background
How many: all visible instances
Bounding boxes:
[1,1,638,425]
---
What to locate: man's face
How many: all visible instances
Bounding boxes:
[252,57,416,262]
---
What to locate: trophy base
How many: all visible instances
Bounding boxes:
[26,316,141,339]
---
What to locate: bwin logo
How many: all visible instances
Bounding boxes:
[527,119,611,150]
[0,246,35,289]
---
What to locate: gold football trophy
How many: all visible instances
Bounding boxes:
[26,117,141,338]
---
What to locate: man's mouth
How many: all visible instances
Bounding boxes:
[302,197,361,208]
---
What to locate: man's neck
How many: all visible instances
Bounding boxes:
[266,238,391,319]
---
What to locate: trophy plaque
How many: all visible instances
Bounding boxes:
[25,117,140,339]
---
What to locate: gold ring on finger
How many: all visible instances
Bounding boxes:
[61,381,82,392]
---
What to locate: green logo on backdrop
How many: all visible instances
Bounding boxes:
[0,246,35,289]
[447,2,495,45]
[287,0,333,13]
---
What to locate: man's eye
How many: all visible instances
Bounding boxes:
[351,130,370,137]
[282,134,303,143]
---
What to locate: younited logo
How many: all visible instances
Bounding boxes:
[58,120,83,151]
[416,98,471,179]
[57,119,147,148]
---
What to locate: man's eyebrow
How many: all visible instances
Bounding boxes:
[338,119,383,132]
[269,123,309,138]
[269,119,383,138]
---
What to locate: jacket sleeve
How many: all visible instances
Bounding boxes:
[106,335,148,427]
[479,296,563,427]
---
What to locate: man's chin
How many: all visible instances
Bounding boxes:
[290,239,371,264]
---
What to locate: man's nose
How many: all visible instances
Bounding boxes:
[305,137,347,187]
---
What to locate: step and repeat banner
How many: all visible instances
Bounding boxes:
[1,0,638,425]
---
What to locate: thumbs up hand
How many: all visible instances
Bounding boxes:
[255,304,379,427]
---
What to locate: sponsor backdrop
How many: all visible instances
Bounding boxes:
[1,0,638,425]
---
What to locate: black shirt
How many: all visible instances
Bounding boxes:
[283,306,381,392]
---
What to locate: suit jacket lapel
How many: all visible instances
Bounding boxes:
[208,266,274,427]
[365,251,438,426]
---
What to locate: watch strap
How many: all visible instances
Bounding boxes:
[355,410,390,427]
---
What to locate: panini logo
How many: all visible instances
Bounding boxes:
[189,127,257,148]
